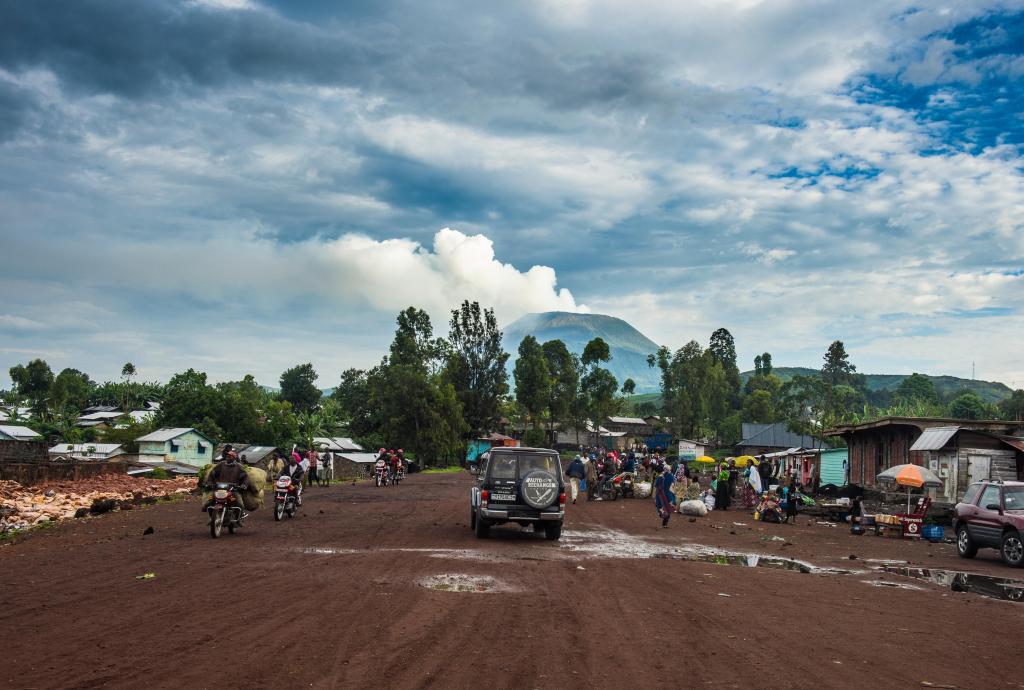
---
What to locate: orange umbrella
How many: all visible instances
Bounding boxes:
[877,464,943,511]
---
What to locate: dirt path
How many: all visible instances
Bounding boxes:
[1,472,1021,690]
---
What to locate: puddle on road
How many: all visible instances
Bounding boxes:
[560,528,853,575]
[418,574,509,593]
[861,579,926,591]
[882,566,1024,602]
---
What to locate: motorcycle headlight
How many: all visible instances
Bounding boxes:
[214,489,228,500]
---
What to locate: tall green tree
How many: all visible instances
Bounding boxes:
[9,359,54,413]
[580,337,617,444]
[542,339,579,442]
[999,389,1024,422]
[894,373,940,405]
[948,391,989,420]
[513,335,550,431]
[709,327,741,401]
[443,301,509,436]
[121,362,137,410]
[159,369,220,430]
[51,368,94,412]
[280,363,321,413]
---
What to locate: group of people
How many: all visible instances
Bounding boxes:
[374,448,406,481]
[564,446,812,530]
[202,444,312,516]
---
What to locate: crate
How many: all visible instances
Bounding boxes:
[922,524,944,542]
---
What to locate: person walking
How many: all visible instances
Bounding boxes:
[715,464,731,510]
[585,453,599,501]
[565,454,585,505]
[654,465,675,528]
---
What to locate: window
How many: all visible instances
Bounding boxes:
[519,454,561,475]
[979,485,1001,511]
[489,454,517,479]
[197,443,206,454]
[169,442,180,453]
[961,483,982,506]
[1003,488,1024,512]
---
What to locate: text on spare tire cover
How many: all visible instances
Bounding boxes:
[523,474,557,506]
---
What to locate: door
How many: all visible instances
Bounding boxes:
[970,484,1003,547]
[968,456,991,485]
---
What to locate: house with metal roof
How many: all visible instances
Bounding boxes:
[313,437,364,452]
[136,428,215,467]
[0,425,42,441]
[736,422,825,456]
[826,417,1024,503]
[48,443,126,461]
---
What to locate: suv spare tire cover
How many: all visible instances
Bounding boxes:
[521,470,559,509]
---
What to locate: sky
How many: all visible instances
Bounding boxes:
[1,0,1023,391]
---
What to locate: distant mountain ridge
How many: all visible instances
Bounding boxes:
[740,367,1013,404]
[502,312,662,393]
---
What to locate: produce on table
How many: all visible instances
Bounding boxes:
[0,475,197,533]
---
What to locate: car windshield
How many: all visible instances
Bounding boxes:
[961,483,981,506]
[519,454,560,475]
[1004,487,1024,511]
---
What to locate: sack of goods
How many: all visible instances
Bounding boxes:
[635,481,652,498]
[201,465,266,512]
[679,499,708,517]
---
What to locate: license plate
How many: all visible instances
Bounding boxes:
[490,493,515,503]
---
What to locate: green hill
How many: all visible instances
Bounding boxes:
[740,367,1013,404]
[502,312,661,393]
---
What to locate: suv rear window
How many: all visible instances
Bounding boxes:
[519,454,561,475]
[490,455,517,479]
[961,483,981,506]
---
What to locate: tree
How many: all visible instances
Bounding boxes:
[120,362,137,411]
[390,307,444,371]
[894,373,939,406]
[51,368,94,412]
[999,389,1024,422]
[9,359,54,412]
[542,340,579,443]
[760,352,773,376]
[513,336,550,430]
[742,389,775,423]
[621,378,636,397]
[709,328,741,400]
[214,375,266,442]
[948,391,989,420]
[443,301,509,436]
[822,341,855,387]
[581,367,618,445]
[280,363,321,413]
[331,368,380,443]
[296,409,328,452]
[581,337,611,369]
[159,369,220,429]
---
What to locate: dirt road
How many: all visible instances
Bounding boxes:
[2,472,1021,690]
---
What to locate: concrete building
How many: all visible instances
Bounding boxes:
[136,428,216,467]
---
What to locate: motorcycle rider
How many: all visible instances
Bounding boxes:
[375,449,388,482]
[389,449,402,479]
[278,451,306,506]
[204,445,251,516]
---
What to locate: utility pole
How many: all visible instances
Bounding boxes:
[972,361,975,380]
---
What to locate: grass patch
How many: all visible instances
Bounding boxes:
[420,466,465,474]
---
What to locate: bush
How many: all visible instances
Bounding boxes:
[523,428,546,448]
[147,467,171,480]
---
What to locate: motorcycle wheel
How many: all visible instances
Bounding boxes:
[274,502,284,521]
[228,519,236,534]
[375,475,381,487]
[286,502,295,518]
[210,508,225,539]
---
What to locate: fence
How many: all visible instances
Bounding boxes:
[0,440,127,485]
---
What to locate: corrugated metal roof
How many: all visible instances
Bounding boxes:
[136,427,199,442]
[48,443,124,455]
[909,426,959,451]
[0,425,42,440]
[334,452,379,464]
[739,423,825,450]
[996,436,1024,453]
[607,416,647,425]
[78,411,126,421]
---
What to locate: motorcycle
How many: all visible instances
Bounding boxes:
[207,482,245,538]
[613,472,635,498]
[374,462,390,487]
[598,474,619,501]
[393,466,405,484]
[274,476,300,521]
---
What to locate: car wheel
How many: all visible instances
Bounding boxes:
[544,523,562,541]
[1001,531,1024,568]
[474,516,490,538]
[470,507,477,530]
[957,524,978,559]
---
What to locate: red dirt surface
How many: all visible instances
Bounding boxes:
[1,472,1021,690]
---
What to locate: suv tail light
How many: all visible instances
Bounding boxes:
[559,491,566,506]
[481,489,489,507]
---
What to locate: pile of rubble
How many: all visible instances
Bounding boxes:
[0,475,197,533]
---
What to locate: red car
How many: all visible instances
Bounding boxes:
[953,480,1024,567]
